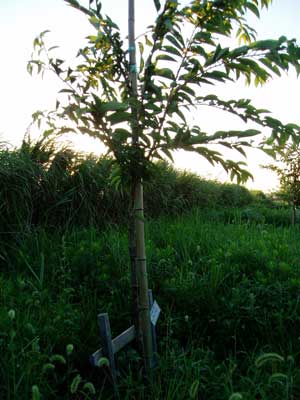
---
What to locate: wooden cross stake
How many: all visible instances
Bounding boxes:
[90,289,160,384]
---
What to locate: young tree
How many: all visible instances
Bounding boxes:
[28,0,300,371]
[265,144,300,225]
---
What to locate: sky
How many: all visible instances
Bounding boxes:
[1,0,300,192]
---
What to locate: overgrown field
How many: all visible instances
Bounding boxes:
[1,205,300,399]
[1,142,299,399]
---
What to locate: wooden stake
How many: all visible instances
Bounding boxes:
[91,291,159,371]
[97,314,118,389]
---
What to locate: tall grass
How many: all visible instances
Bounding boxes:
[2,208,300,398]
[0,138,257,234]
[1,138,298,399]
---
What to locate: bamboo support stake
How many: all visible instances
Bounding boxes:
[128,0,153,373]
[129,191,139,338]
[133,181,153,371]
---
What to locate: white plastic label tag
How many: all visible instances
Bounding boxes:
[150,301,161,326]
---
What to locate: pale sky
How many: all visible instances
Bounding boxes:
[1,0,300,192]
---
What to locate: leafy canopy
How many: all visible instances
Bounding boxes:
[265,144,300,206]
[28,0,300,184]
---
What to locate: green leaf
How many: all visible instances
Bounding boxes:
[153,0,161,11]
[229,45,249,58]
[154,68,175,80]
[144,103,161,112]
[234,146,247,157]
[194,31,215,46]
[140,132,151,147]
[209,129,260,141]
[113,128,131,142]
[40,29,50,38]
[176,91,193,105]
[237,129,260,138]
[246,2,260,18]
[175,108,186,123]
[163,45,182,58]
[106,15,119,30]
[164,18,173,31]
[89,15,100,29]
[262,147,276,158]
[65,0,80,6]
[189,380,200,399]
[250,39,279,51]
[140,56,145,72]
[173,29,185,47]
[27,62,33,75]
[191,45,208,59]
[203,94,218,101]
[180,85,195,96]
[48,45,59,52]
[239,58,269,80]
[286,123,300,130]
[59,89,75,94]
[107,111,132,125]
[138,42,144,56]
[160,147,174,162]
[167,120,181,132]
[98,101,129,113]
[165,34,183,51]
[206,44,229,65]
[156,54,177,62]
[202,70,232,83]
[260,58,281,76]
[145,35,153,47]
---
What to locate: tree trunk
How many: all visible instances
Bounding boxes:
[129,195,139,343]
[128,0,153,373]
[133,180,153,371]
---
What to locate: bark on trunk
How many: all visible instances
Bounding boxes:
[129,188,140,346]
[128,0,153,373]
[133,180,153,371]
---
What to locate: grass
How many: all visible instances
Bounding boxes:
[0,139,261,239]
[1,207,300,399]
[0,136,298,399]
